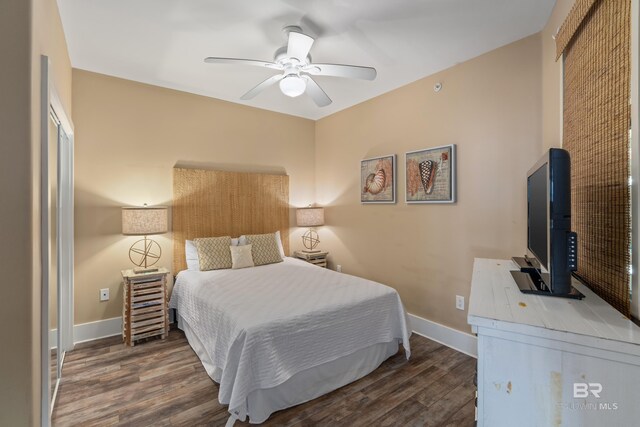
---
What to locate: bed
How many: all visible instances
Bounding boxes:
[170,168,411,425]
[170,257,410,424]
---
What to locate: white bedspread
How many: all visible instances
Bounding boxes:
[169,257,411,422]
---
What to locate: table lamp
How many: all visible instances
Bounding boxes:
[296,206,324,253]
[122,204,168,273]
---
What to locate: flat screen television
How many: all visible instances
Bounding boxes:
[511,148,582,299]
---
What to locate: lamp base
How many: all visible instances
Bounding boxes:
[133,266,159,274]
[301,229,321,253]
[129,236,162,273]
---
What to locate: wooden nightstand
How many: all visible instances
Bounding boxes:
[121,267,170,346]
[293,250,329,268]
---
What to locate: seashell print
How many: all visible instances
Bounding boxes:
[419,160,437,194]
[375,157,394,192]
[364,169,386,194]
[406,159,421,197]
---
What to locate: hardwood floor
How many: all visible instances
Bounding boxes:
[52,330,476,426]
[51,348,58,396]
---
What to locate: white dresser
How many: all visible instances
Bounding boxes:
[468,258,640,427]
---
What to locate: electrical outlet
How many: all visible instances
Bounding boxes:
[100,288,109,302]
[336,264,342,273]
[456,295,465,311]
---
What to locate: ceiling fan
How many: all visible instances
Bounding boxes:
[204,26,377,107]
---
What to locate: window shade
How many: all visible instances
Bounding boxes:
[558,0,632,316]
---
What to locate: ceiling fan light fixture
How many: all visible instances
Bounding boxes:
[279,74,306,97]
[204,26,375,107]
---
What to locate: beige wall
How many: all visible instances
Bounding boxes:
[542,0,574,151]
[0,0,72,424]
[72,70,315,325]
[0,1,36,425]
[315,34,543,332]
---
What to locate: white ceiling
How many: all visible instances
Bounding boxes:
[58,0,555,120]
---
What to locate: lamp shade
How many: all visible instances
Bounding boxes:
[296,207,325,227]
[122,206,168,235]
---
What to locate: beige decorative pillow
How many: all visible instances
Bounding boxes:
[230,244,255,269]
[194,236,232,271]
[245,233,283,266]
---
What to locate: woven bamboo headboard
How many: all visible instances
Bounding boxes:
[172,168,290,272]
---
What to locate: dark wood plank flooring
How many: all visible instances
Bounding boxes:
[52,330,476,426]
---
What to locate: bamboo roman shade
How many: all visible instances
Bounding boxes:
[557,0,632,316]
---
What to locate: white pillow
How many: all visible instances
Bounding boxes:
[185,240,199,271]
[230,244,254,269]
[231,237,240,246]
[275,230,286,258]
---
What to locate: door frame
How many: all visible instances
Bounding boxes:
[40,55,75,425]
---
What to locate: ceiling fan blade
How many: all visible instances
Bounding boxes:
[287,31,314,62]
[240,74,284,100]
[304,63,377,81]
[204,57,281,70]
[303,76,332,107]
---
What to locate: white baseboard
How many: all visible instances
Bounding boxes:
[74,317,122,344]
[49,329,57,349]
[49,317,122,348]
[70,311,178,346]
[52,313,477,359]
[408,313,478,358]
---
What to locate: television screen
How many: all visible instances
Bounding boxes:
[517,148,579,297]
[528,164,548,269]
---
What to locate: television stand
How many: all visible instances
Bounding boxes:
[511,256,539,273]
[469,258,640,426]
[510,270,584,299]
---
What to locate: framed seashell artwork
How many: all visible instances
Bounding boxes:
[405,144,456,203]
[360,154,396,204]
